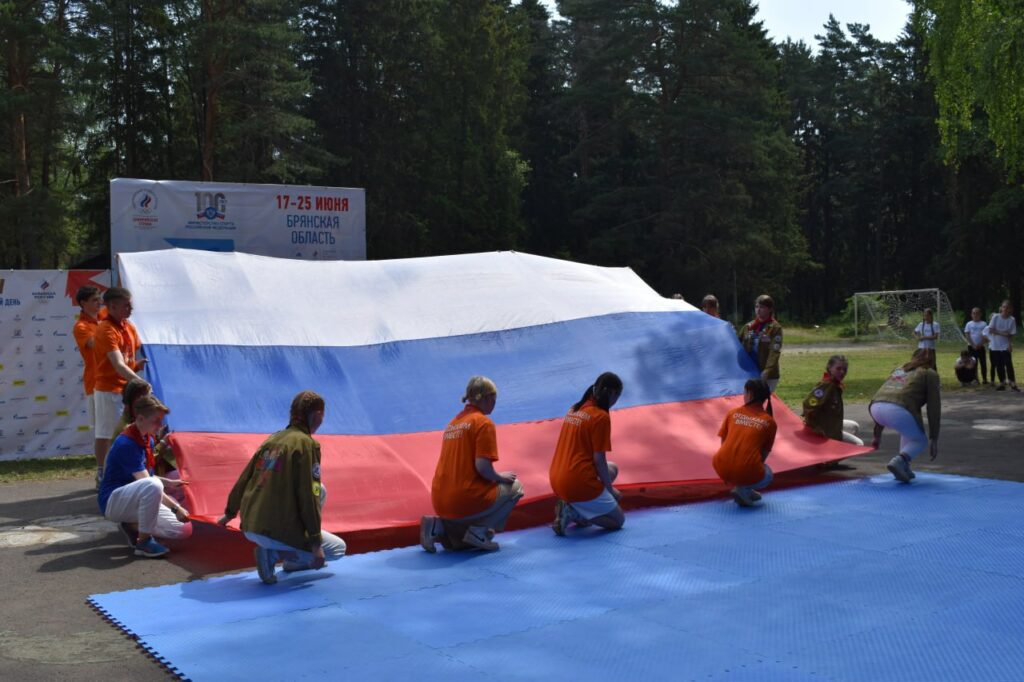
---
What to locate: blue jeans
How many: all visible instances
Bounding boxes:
[244,531,347,568]
[737,466,773,495]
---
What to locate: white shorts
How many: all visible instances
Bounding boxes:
[569,488,619,520]
[94,390,124,439]
[85,392,97,431]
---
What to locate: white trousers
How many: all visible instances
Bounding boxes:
[104,477,193,539]
[869,402,928,460]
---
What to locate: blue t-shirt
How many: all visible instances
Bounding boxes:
[97,434,148,515]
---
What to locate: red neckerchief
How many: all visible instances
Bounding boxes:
[749,316,776,334]
[822,371,845,391]
[123,423,156,471]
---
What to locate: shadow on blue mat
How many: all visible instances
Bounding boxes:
[89,474,1024,681]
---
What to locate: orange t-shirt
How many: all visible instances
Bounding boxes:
[712,404,777,486]
[549,400,612,503]
[72,312,101,395]
[93,317,141,393]
[431,405,499,519]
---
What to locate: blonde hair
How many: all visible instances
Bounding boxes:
[462,376,497,405]
[902,348,933,372]
[132,395,170,418]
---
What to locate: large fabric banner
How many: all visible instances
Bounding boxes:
[0,270,111,460]
[110,178,366,264]
[119,250,869,534]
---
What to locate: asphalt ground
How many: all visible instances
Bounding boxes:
[0,390,1020,681]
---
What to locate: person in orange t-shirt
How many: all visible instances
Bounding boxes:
[93,287,147,480]
[73,285,107,482]
[549,371,625,535]
[421,376,524,552]
[713,379,777,507]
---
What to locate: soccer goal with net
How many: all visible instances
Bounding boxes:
[852,288,966,345]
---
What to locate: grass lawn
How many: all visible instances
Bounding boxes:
[0,454,95,483]
[777,344,971,408]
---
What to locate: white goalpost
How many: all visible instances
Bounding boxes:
[853,288,966,345]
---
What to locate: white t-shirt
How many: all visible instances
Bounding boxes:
[986,314,1018,352]
[964,320,987,346]
[915,321,940,349]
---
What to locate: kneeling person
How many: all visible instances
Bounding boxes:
[218,391,346,584]
[421,376,524,552]
[549,372,625,535]
[98,396,192,558]
[713,379,777,507]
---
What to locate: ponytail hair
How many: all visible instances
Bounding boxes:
[744,378,771,406]
[902,348,933,372]
[572,371,624,412]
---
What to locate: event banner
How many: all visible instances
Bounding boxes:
[0,270,111,460]
[110,178,366,263]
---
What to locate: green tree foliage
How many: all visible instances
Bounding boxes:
[0,0,1017,317]
[920,0,1024,178]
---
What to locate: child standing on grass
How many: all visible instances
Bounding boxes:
[549,372,625,536]
[913,308,940,370]
[986,300,1019,392]
[870,349,941,483]
[964,307,989,384]
[713,379,776,507]
[738,295,783,393]
[802,355,863,445]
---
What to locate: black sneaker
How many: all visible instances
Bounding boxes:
[1012,385,1021,393]
[997,384,1007,391]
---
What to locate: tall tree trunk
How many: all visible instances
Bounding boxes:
[7,27,34,267]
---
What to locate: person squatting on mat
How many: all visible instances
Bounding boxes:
[713,379,776,507]
[218,391,346,585]
[802,355,863,446]
[98,395,192,558]
[869,349,941,483]
[421,376,525,553]
[549,372,625,535]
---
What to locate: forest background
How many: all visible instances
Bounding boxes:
[0,0,1021,323]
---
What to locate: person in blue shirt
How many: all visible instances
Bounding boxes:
[97,395,192,558]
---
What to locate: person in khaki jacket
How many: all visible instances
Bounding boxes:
[868,349,942,483]
[738,294,783,392]
[802,355,862,446]
[218,391,346,584]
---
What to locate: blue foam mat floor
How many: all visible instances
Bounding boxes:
[89,474,1024,681]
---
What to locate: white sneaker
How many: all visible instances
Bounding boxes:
[887,455,913,483]
[551,499,578,536]
[462,526,499,551]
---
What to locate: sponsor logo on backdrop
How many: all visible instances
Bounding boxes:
[13,328,22,338]
[32,280,56,301]
[131,188,160,229]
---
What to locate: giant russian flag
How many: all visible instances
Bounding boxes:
[119,249,864,535]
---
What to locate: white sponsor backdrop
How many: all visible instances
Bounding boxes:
[0,270,112,460]
[110,178,366,264]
